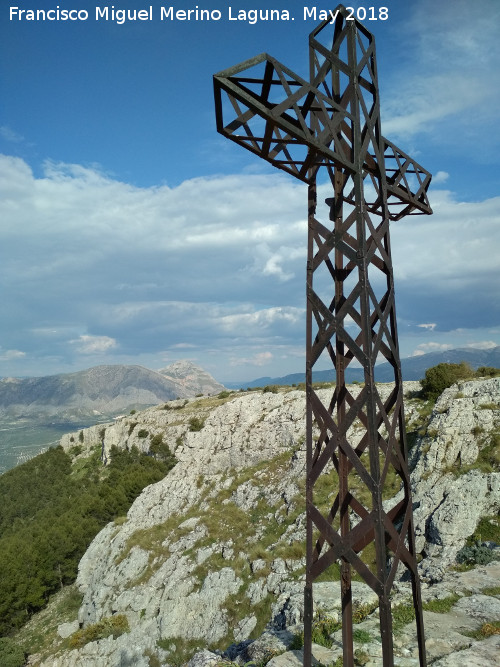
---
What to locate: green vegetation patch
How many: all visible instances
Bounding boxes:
[476,366,500,378]
[188,416,206,432]
[420,362,475,401]
[0,638,25,667]
[0,444,176,635]
[11,584,82,662]
[466,620,500,639]
[68,614,129,649]
[157,637,207,666]
[456,542,500,567]
[391,603,416,634]
[422,594,461,614]
[419,362,500,402]
[352,628,373,643]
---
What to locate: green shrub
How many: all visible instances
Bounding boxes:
[188,416,205,432]
[68,614,130,648]
[137,429,149,438]
[149,436,177,466]
[476,366,500,378]
[474,515,500,543]
[422,594,460,613]
[0,445,174,636]
[352,628,373,643]
[456,543,499,566]
[392,603,415,634]
[311,613,341,647]
[289,633,303,650]
[0,637,25,667]
[262,385,279,394]
[420,362,474,401]
[217,390,231,399]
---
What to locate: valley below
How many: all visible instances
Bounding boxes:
[0,417,105,474]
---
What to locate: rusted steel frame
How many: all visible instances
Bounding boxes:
[213,6,431,667]
[214,64,432,215]
[304,179,316,667]
[345,16,395,662]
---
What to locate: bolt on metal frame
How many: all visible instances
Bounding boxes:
[214,6,432,666]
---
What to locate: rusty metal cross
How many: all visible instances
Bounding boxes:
[214,6,432,666]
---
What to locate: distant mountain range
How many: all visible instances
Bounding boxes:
[1,347,498,421]
[225,346,500,389]
[0,361,224,421]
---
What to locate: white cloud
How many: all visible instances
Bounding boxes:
[0,349,26,361]
[70,335,117,354]
[391,190,500,287]
[0,155,498,379]
[0,126,24,143]
[462,340,498,350]
[235,351,274,367]
[218,307,304,335]
[432,172,449,184]
[411,342,454,357]
[382,0,500,143]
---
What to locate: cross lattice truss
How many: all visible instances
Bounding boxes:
[214,7,432,667]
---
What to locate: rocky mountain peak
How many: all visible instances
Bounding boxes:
[158,360,225,397]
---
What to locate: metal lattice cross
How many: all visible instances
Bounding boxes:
[214,6,432,666]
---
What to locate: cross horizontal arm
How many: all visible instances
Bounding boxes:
[214,54,432,218]
[214,53,356,181]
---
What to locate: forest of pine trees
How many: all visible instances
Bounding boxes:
[0,442,176,637]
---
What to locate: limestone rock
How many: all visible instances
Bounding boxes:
[57,620,79,639]
[186,649,221,667]
[407,378,500,575]
[431,635,500,667]
[38,379,500,666]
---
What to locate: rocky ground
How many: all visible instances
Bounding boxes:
[16,378,499,666]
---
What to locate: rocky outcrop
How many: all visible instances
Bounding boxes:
[36,379,499,666]
[407,377,500,581]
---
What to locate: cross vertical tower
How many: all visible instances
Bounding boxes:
[214,7,432,666]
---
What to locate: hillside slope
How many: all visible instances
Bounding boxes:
[11,379,500,666]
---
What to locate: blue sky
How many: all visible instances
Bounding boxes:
[1,0,499,382]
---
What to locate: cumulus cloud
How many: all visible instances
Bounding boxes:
[0,155,498,379]
[235,351,274,367]
[218,307,304,335]
[70,335,117,354]
[411,342,454,357]
[432,172,449,184]
[0,349,26,361]
[391,189,500,329]
[382,0,500,148]
[462,340,498,350]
